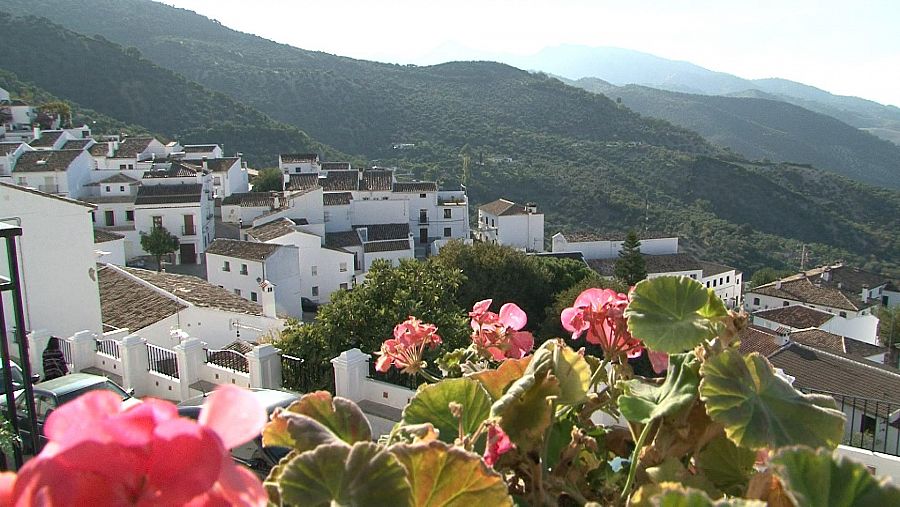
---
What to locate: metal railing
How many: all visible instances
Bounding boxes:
[38,184,59,194]
[206,348,249,374]
[280,353,333,393]
[59,339,73,366]
[95,339,120,359]
[367,358,419,389]
[146,344,179,379]
[801,388,900,456]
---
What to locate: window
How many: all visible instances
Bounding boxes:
[250,292,258,302]
[444,209,452,219]
[491,219,495,227]
[239,264,248,275]
[419,209,428,223]
[90,211,95,223]
[16,177,26,185]
[127,164,134,170]
[340,262,348,272]
[753,297,760,306]
[712,279,717,288]
[706,281,710,288]
[444,227,451,237]
[839,311,847,318]
[120,185,125,192]
[119,164,127,170]
[105,186,111,192]
[311,265,318,276]
[690,274,696,279]
[420,193,427,198]
[234,289,242,296]
[783,301,790,307]
[152,216,162,229]
[126,210,134,221]
[726,275,730,283]
[223,261,231,272]
[340,283,349,290]
[311,286,319,297]
[324,211,330,222]
[104,210,115,227]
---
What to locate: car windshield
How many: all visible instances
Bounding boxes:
[57,381,129,405]
[0,364,25,395]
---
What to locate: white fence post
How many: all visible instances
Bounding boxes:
[248,344,281,389]
[120,334,149,396]
[331,348,368,402]
[70,330,96,373]
[174,338,206,401]
[25,329,51,378]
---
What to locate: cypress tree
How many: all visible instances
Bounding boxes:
[614,231,647,286]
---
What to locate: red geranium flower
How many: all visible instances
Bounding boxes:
[375,316,442,374]
[561,288,645,360]
[470,299,534,360]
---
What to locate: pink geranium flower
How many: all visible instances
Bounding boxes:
[470,300,535,360]
[483,423,514,467]
[561,288,645,360]
[375,316,442,374]
[0,385,267,506]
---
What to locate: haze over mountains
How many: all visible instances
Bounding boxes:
[1,0,898,277]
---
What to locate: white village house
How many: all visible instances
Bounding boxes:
[475,198,544,252]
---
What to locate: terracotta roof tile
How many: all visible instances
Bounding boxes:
[286,173,319,192]
[393,181,437,193]
[325,231,362,248]
[206,239,281,261]
[364,240,412,253]
[122,266,265,316]
[113,137,155,159]
[754,306,834,329]
[752,278,867,311]
[479,198,526,216]
[280,153,319,163]
[134,183,202,205]
[738,326,785,356]
[361,170,393,191]
[321,162,351,171]
[93,229,124,243]
[28,131,63,148]
[355,223,410,241]
[222,192,275,207]
[12,149,83,173]
[321,171,358,192]
[98,266,186,331]
[324,192,352,206]
[246,219,297,242]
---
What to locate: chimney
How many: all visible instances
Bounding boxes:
[107,140,116,157]
[32,126,41,140]
[821,267,832,282]
[775,280,782,290]
[202,156,208,171]
[259,280,277,318]
[525,202,538,214]
[861,285,869,303]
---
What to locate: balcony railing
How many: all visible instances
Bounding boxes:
[801,388,900,456]
[38,184,59,194]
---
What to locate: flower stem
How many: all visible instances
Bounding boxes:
[418,368,442,383]
[621,420,654,502]
[588,358,610,389]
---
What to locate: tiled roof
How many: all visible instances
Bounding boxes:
[88,173,141,186]
[530,251,587,263]
[807,265,890,294]
[321,171,359,192]
[356,223,410,241]
[143,161,200,179]
[325,231,362,248]
[698,261,737,277]
[393,181,437,193]
[364,240,412,253]
[201,157,239,173]
[280,153,319,163]
[206,239,281,261]
[752,277,867,312]
[134,183,202,205]
[324,192,352,206]
[89,143,111,157]
[588,253,701,277]
[113,137,155,159]
[286,173,319,192]
[93,229,124,243]
[12,149,83,173]
[754,306,834,329]
[789,329,886,359]
[61,139,93,150]
[361,170,393,191]
[0,182,95,209]
[738,326,784,357]
[480,198,528,216]
[246,218,297,242]
[0,142,24,155]
[98,266,186,331]
[768,343,900,405]
[562,230,673,242]
[321,162,351,171]
[183,144,219,153]
[28,131,63,148]
[222,192,275,207]
[122,266,265,316]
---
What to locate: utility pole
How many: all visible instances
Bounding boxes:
[799,244,808,271]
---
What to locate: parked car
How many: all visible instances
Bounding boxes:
[3,373,137,453]
[0,361,39,395]
[301,297,319,313]
[177,388,299,477]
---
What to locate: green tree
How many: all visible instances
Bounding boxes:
[750,267,793,288]
[38,100,72,128]
[878,305,900,365]
[614,231,647,286]
[252,168,284,192]
[140,226,179,272]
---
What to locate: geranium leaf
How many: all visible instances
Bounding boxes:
[632,483,765,507]
[390,440,513,506]
[696,434,757,497]
[278,441,411,507]
[490,370,561,452]
[549,340,592,405]
[699,350,845,450]
[626,276,728,353]
[646,458,722,498]
[262,391,371,452]
[401,378,492,445]
[469,356,531,400]
[772,446,900,506]
[618,353,700,423]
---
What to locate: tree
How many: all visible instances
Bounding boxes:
[614,230,647,286]
[252,168,284,192]
[750,267,792,288]
[38,101,72,128]
[879,305,900,366]
[140,226,179,272]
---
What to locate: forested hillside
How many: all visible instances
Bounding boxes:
[2,1,898,276]
[0,12,344,166]
[566,78,900,189]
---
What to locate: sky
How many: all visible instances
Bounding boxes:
[162,0,900,107]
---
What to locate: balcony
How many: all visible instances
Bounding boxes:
[38,184,59,194]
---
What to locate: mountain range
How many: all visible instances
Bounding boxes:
[0,0,897,277]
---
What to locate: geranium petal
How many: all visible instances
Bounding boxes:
[648,351,669,373]
[561,307,587,335]
[211,461,268,507]
[508,331,534,357]
[471,299,492,315]
[43,390,122,443]
[0,472,15,505]
[499,303,527,330]
[146,421,224,505]
[198,385,266,449]
[573,288,610,308]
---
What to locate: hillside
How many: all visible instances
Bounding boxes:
[3,1,898,277]
[565,78,900,188]
[0,11,343,167]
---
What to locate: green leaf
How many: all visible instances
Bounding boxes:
[401,378,492,445]
[391,440,513,506]
[699,350,845,450]
[772,446,900,506]
[633,484,765,507]
[277,441,412,507]
[626,276,728,353]
[549,340,592,405]
[469,356,531,400]
[618,353,700,423]
[646,458,722,498]
[490,371,561,452]
[263,391,372,452]
[696,434,757,497]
